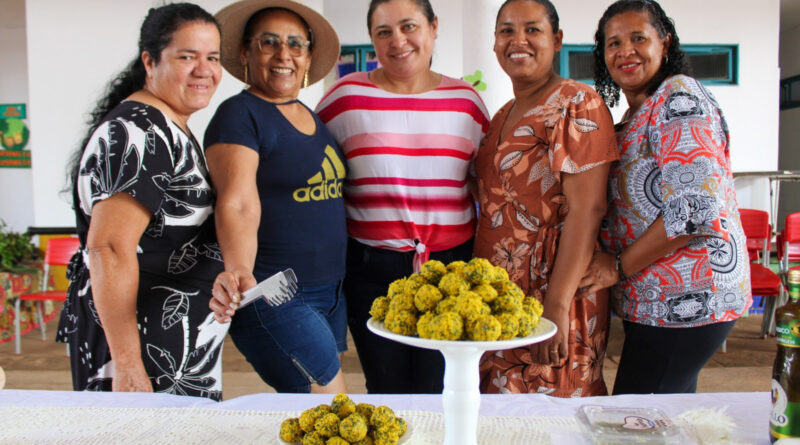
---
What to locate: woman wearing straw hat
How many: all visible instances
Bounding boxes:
[205,0,347,394]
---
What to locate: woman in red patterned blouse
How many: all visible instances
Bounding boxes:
[580,0,751,394]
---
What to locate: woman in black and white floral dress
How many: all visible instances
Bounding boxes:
[56,3,228,400]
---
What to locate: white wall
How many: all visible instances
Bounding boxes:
[778,24,800,227]
[0,0,34,232]
[23,0,782,226]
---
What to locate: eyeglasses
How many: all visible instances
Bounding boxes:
[251,34,310,57]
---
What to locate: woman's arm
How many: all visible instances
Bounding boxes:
[205,143,261,322]
[86,193,152,392]
[579,217,693,295]
[530,164,610,365]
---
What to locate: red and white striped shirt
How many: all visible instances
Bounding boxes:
[316,72,490,270]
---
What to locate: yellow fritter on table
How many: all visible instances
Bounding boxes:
[370,257,541,341]
[281,394,406,445]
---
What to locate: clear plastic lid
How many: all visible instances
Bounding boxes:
[576,405,682,444]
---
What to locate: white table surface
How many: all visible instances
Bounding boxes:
[0,389,771,444]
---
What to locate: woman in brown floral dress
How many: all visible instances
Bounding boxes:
[475,0,618,397]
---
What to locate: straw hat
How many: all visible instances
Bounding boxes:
[215,0,340,86]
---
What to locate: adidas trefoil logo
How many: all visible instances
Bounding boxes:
[293,145,345,202]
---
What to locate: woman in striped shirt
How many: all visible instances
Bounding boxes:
[316,0,489,394]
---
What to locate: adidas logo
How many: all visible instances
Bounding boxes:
[293,145,346,202]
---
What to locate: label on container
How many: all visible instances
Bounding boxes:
[771,380,800,439]
[776,320,800,347]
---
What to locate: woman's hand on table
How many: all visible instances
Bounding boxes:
[577,250,619,298]
[530,303,569,365]
[210,270,258,323]
[113,362,153,393]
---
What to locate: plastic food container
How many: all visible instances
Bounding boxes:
[576,405,682,444]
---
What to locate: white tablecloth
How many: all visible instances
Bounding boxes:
[0,389,771,444]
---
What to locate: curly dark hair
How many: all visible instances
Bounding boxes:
[495,0,559,32]
[592,0,691,107]
[66,3,218,194]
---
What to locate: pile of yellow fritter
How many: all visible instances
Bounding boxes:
[370,258,544,341]
[279,393,407,445]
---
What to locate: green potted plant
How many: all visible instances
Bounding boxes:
[0,220,39,270]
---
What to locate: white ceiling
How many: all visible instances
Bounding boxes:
[782,0,800,32]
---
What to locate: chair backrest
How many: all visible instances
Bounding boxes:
[740,209,770,264]
[785,212,800,243]
[43,237,81,266]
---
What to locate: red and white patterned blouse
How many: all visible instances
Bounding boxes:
[600,75,752,328]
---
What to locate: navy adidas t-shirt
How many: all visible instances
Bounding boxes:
[204,90,347,286]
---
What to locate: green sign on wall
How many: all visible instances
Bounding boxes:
[0,103,31,169]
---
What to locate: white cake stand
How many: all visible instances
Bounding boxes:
[367,317,557,445]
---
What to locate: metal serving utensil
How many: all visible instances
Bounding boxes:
[238,269,298,308]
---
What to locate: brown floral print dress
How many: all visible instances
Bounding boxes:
[474,79,618,397]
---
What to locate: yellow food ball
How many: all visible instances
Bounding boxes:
[438,272,470,297]
[326,437,349,445]
[315,413,341,438]
[467,314,502,341]
[403,273,427,297]
[394,417,407,436]
[471,282,499,304]
[417,311,436,338]
[302,431,325,445]
[331,393,356,419]
[453,294,490,325]
[446,260,467,276]
[493,280,525,299]
[491,265,509,283]
[493,293,524,313]
[420,259,447,284]
[387,278,407,298]
[370,406,396,429]
[523,296,544,316]
[429,312,463,340]
[385,309,418,336]
[435,296,459,314]
[388,292,415,312]
[300,408,328,433]
[374,427,401,445]
[356,403,375,420]
[339,413,369,442]
[280,418,304,443]
[517,310,534,337]
[496,312,520,340]
[414,284,443,312]
[351,437,374,445]
[463,257,493,284]
[369,296,390,321]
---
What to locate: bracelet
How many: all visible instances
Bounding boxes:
[615,251,627,281]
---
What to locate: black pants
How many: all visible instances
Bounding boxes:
[344,237,474,394]
[613,319,736,395]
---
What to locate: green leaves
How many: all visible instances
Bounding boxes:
[0,220,38,269]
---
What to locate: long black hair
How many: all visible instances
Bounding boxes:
[495,0,559,32]
[66,3,218,191]
[593,0,691,107]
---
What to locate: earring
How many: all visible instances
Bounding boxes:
[244,64,249,85]
[664,54,669,65]
[303,70,309,89]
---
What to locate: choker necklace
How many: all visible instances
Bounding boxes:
[275,98,300,105]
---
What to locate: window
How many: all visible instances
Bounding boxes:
[781,75,800,110]
[337,44,378,78]
[552,44,738,86]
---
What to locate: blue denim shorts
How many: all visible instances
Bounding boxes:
[228,279,347,393]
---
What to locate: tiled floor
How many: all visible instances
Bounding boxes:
[0,312,775,398]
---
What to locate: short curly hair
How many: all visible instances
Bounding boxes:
[592,0,691,107]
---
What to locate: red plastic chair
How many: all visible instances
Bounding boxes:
[14,237,80,355]
[778,212,800,277]
[740,209,783,338]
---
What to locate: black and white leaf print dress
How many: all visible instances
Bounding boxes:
[56,101,228,400]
